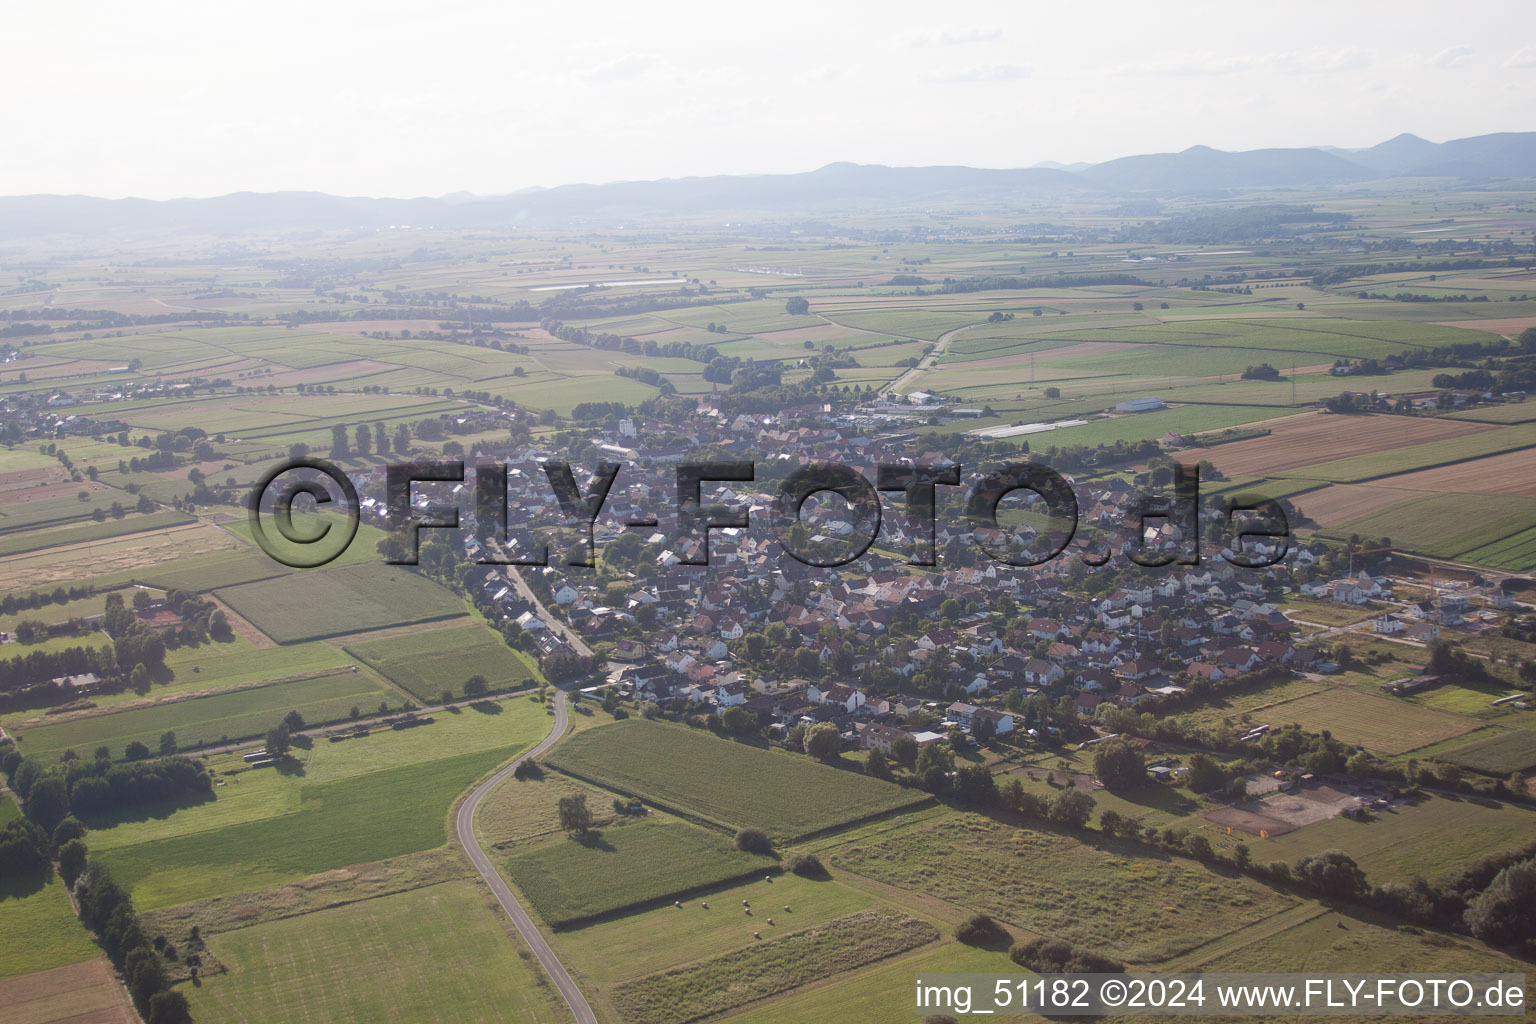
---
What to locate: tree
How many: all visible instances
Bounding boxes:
[330,424,350,457]
[785,296,810,315]
[58,837,88,886]
[158,731,177,756]
[803,722,842,761]
[52,816,86,847]
[147,990,193,1024]
[129,663,151,696]
[25,775,69,831]
[891,735,918,767]
[265,722,291,758]
[1099,809,1125,835]
[1294,849,1367,899]
[124,740,151,761]
[439,688,454,705]
[721,706,758,736]
[1184,833,1214,861]
[464,675,488,697]
[557,793,593,835]
[354,424,372,456]
[1049,787,1096,828]
[1092,738,1145,790]
[734,827,772,854]
[1464,856,1536,945]
[953,912,1009,946]
[1185,753,1227,793]
[283,710,305,732]
[864,747,893,780]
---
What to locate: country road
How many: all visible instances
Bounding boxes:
[455,689,596,1024]
[880,320,979,397]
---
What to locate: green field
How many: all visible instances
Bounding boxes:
[0,872,101,979]
[611,910,939,1024]
[545,719,926,841]
[1250,793,1536,883]
[1442,729,1536,774]
[216,562,467,642]
[554,871,882,988]
[188,881,567,1024]
[345,622,540,702]
[98,744,520,910]
[0,509,194,556]
[716,940,1007,1024]
[830,812,1296,963]
[505,817,776,927]
[1258,688,1482,755]
[10,669,397,759]
[1322,492,1536,561]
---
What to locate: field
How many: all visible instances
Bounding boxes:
[0,958,138,1024]
[1250,793,1536,883]
[611,910,939,1024]
[345,622,540,702]
[8,669,398,759]
[187,881,569,1024]
[0,872,101,979]
[215,562,467,643]
[828,812,1297,963]
[93,696,549,910]
[544,719,927,841]
[1256,689,1483,755]
[552,871,885,988]
[1198,412,1493,478]
[1442,728,1536,774]
[505,817,776,927]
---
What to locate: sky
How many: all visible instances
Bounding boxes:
[4,0,1535,199]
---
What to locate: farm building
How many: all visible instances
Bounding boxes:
[1115,397,1166,413]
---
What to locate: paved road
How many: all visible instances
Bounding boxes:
[504,566,595,658]
[455,689,597,1024]
[880,321,979,397]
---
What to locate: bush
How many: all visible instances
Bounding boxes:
[512,759,543,780]
[786,852,828,878]
[953,912,1009,947]
[734,827,773,855]
[1010,936,1124,973]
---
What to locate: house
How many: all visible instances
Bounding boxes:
[1372,613,1405,634]
[1075,692,1103,716]
[809,683,865,714]
[514,610,547,632]
[553,583,581,606]
[1115,397,1166,413]
[973,707,1015,737]
[612,639,645,662]
[858,721,911,754]
[947,701,980,730]
[1023,658,1064,686]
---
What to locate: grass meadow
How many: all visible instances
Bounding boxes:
[216,562,466,642]
[829,812,1297,963]
[1248,793,1536,884]
[10,670,397,759]
[611,910,939,1024]
[0,871,101,979]
[505,818,776,927]
[345,622,540,702]
[545,719,926,841]
[187,881,569,1024]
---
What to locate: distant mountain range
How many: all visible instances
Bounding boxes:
[2,132,1533,238]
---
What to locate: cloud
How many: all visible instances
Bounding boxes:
[1274,48,1374,75]
[1431,45,1474,69]
[910,28,1002,47]
[1506,46,1536,69]
[579,55,655,83]
[928,64,1031,84]
[1110,48,1372,78]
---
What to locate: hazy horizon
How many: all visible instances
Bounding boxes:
[6,0,1534,200]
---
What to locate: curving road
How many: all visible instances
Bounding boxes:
[455,689,597,1024]
[880,321,980,397]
